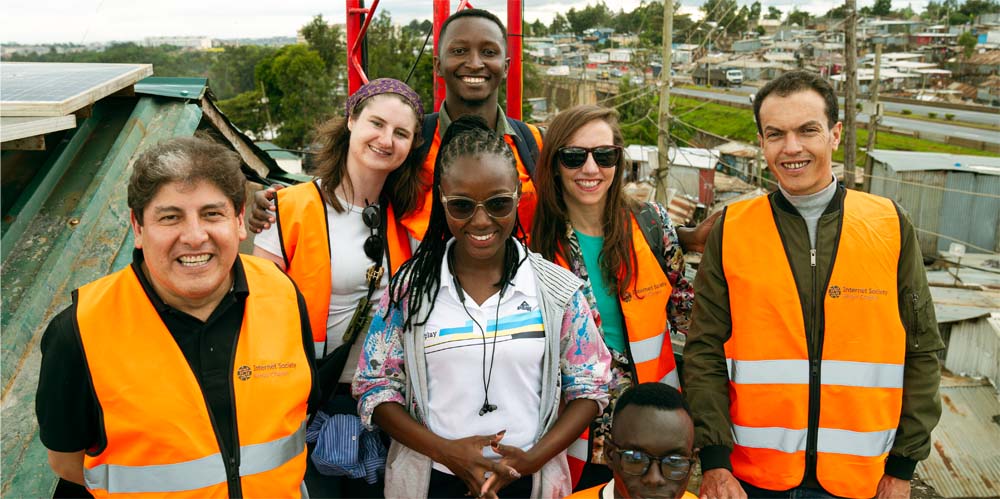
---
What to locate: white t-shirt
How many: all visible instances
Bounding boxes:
[423,240,545,474]
[254,187,387,383]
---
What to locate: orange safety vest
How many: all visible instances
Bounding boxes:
[276,180,412,357]
[75,255,311,498]
[563,483,699,499]
[559,213,678,479]
[721,191,905,498]
[399,121,542,240]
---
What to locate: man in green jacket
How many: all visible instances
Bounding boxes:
[683,71,943,499]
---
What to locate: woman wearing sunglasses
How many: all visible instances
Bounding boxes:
[252,78,425,497]
[530,105,695,491]
[353,116,611,499]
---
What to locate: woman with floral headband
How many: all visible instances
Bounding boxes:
[253,78,425,497]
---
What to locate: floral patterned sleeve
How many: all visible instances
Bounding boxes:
[352,290,408,430]
[559,288,612,412]
[651,202,695,336]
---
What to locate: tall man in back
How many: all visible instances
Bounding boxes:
[683,71,943,499]
[248,8,543,238]
[36,136,317,497]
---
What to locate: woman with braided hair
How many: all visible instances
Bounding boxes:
[353,115,611,499]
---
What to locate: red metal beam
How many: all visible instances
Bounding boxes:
[506,0,523,120]
[432,0,451,111]
[346,0,380,95]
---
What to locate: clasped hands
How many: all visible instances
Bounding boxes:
[436,430,536,499]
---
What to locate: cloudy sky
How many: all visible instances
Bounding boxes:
[3,0,923,44]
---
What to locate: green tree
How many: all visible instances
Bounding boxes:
[895,4,917,18]
[766,6,783,20]
[566,1,613,34]
[702,0,745,36]
[526,19,548,36]
[300,14,344,76]
[958,31,978,57]
[256,45,335,148]
[217,90,269,138]
[923,0,946,20]
[550,13,570,33]
[210,45,277,100]
[825,4,848,18]
[366,11,433,104]
[749,1,762,21]
[959,0,1000,20]
[786,8,811,26]
[872,0,893,16]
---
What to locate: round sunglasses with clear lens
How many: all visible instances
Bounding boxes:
[557,145,622,169]
[440,193,519,220]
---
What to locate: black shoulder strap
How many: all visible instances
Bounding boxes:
[635,202,670,278]
[506,117,540,178]
[414,112,439,167]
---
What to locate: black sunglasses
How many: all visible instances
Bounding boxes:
[361,204,383,264]
[557,145,622,169]
[606,438,695,481]
[440,192,519,220]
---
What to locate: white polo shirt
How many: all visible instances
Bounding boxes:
[424,239,545,474]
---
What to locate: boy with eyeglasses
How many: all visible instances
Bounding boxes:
[565,383,698,499]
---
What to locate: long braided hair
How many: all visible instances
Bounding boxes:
[389,115,525,330]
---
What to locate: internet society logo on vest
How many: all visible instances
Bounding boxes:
[236,361,299,381]
[827,284,889,301]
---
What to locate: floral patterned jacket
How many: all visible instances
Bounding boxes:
[352,251,612,430]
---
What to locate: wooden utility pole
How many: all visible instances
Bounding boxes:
[843,0,858,187]
[863,43,883,192]
[655,0,674,205]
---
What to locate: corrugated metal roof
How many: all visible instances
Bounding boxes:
[0,71,283,498]
[917,375,1000,498]
[869,150,1000,175]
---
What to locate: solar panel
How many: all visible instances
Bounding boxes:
[1,115,77,142]
[0,62,153,117]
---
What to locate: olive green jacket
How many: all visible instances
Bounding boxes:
[683,185,943,484]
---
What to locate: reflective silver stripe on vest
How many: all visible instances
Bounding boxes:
[240,420,307,476]
[732,425,807,454]
[629,332,665,364]
[314,341,326,359]
[567,435,589,461]
[818,428,896,457]
[733,425,896,457]
[820,360,903,388]
[659,367,680,388]
[725,359,903,388]
[85,421,307,493]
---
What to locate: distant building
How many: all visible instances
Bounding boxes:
[866,150,1000,256]
[142,36,212,50]
[732,38,763,53]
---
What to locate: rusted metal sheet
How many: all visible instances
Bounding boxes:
[917,375,1000,498]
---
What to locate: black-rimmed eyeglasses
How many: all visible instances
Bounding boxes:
[557,145,622,169]
[362,204,383,264]
[605,438,695,481]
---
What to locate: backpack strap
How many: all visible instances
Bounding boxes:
[506,117,541,178]
[634,202,671,278]
[414,112,439,166]
[420,112,541,178]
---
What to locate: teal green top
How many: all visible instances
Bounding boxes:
[574,230,626,353]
